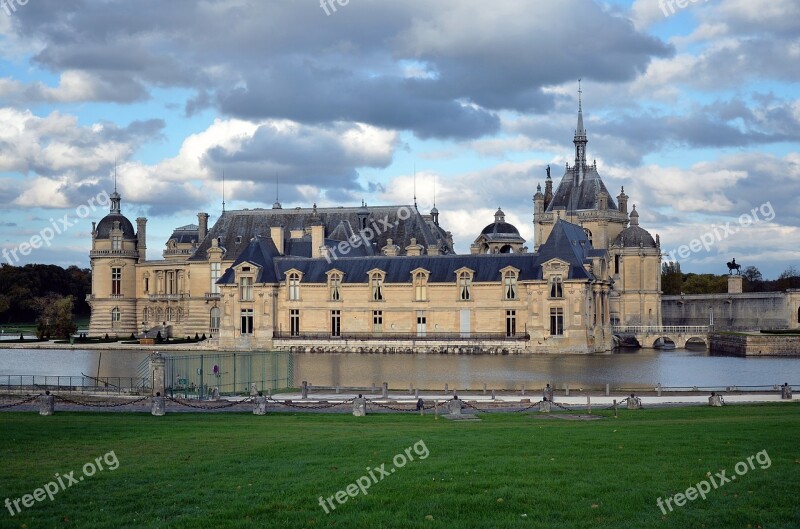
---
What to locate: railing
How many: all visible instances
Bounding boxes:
[89,250,138,258]
[205,293,221,300]
[274,331,530,341]
[149,293,188,301]
[613,325,710,334]
[0,375,149,395]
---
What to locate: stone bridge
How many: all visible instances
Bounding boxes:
[612,325,710,349]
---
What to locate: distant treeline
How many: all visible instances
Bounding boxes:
[0,264,91,323]
[662,262,800,295]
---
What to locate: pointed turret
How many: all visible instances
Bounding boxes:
[573,80,588,186]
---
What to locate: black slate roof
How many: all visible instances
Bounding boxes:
[95,214,136,240]
[189,205,452,262]
[546,165,618,212]
[168,225,200,245]
[218,220,596,286]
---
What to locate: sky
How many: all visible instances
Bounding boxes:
[0,0,798,278]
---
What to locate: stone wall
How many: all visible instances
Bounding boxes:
[709,333,800,357]
[662,292,799,331]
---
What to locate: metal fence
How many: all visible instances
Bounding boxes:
[0,375,149,394]
[160,351,293,399]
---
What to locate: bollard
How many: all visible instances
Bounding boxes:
[613,399,618,419]
[435,399,439,420]
[250,383,258,396]
[371,383,377,394]
[521,385,525,396]
[781,383,793,400]
[657,383,662,397]
[268,388,273,398]
[335,386,341,394]
[39,391,55,416]
[409,384,413,395]
[483,383,487,395]
[253,394,267,415]
[538,399,551,413]
[150,352,166,397]
[352,394,367,417]
[151,392,166,416]
[301,381,308,399]
[605,383,609,396]
[414,388,419,399]
[382,382,388,399]
[708,393,723,407]
[565,384,570,397]
[587,394,591,415]
[448,396,462,416]
[491,389,496,400]
[445,383,449,394]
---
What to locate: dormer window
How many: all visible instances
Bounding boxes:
[236,236,242,244]
[111,234,122,251]
[329,272,342,301]
[413,270,428,302]
[369,271,385,301]
[550,276,563,299]
[503,270,518,300]
[458,271,472,301]
[288,272,301,301]
[240,276,254,301]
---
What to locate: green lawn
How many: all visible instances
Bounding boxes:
[2,405,799,528]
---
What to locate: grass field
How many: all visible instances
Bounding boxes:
[2,405,799,528]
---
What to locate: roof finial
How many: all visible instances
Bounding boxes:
[113,158,118,193]
[578,78,582,114]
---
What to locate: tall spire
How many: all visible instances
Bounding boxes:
[573,79,588,186]
[110,159,121,214]
[273,173,282,209]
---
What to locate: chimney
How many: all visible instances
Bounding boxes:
[311,224,325,258]
[405,238,422,256]
[270,226,284,255]
[617,187,629,215]
[197,212,209,242]
[427,244,440,256]
[135,217,147,263]
[382,238,398,256]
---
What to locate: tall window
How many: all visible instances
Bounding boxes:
[111,234,122,251]
[290,309,300,337]
[142,308,148,324]
[240,276,254,301]
[414,272,427,301]
[331,310,341,337]
[329,274,341,301]
[506,310,516,337]
[166,307,173,322]
[288,273,301,301]
[416,311,427,337]
[550,308,564,336]
[614,254,620,275]
[111,307,121,325]
[167,271,175,294]
[371,274,384,301]
[143,276,150,293]
[504,271,517,300]
[111,267,121,296]
[210,263,221,294]
[459,272,471,301]
[241,308,254,335]
[210,307,221,332]
[372,310,383,335]
[549,276,563,299]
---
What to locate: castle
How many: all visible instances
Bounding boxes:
[87,98,662,353]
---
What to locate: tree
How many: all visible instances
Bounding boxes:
[661,261,683,295]
[34,294,77,339]
[742,266,764,292]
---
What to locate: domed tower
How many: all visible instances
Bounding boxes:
[609,205,662,326]
[471,208,526,254]
[87,189,142,336]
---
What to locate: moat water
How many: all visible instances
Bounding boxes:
[0,347,798,389]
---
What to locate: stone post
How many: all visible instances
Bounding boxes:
[151,392,166,416]
[39,391,55,416]
[708,393,723,407]
[250,383,258,397]
[382,382,388,399]
[150,352,165,397]
[781,383,793,400]
[727,275,743,294]
[301,381,308,399]
[352,394,367,417]
[254,394,268,415]
[626,395,641,410]
[538,399,551,413]
[448,397,462,416]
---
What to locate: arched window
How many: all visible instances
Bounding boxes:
[288,273,301,301]
[176,307,183,323]
[111,307,121,326]
[210,307,221,332]
[549,276,563,299]
[142,308,149,323]
[584,228,593,247]
[329,273,342,301]
[414,271,428,301]
[165,307,173,322]
[503,271,517,300]
[459,272,472,301]
[370,273,384,301]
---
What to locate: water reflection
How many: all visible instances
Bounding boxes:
[0,348,798,390]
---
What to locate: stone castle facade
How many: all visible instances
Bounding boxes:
[87,99,661,353]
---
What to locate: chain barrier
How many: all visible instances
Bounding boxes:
[266,396,354,410]
[0,395,40,409]
[167,396,254,410]
[54,395,150,408]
